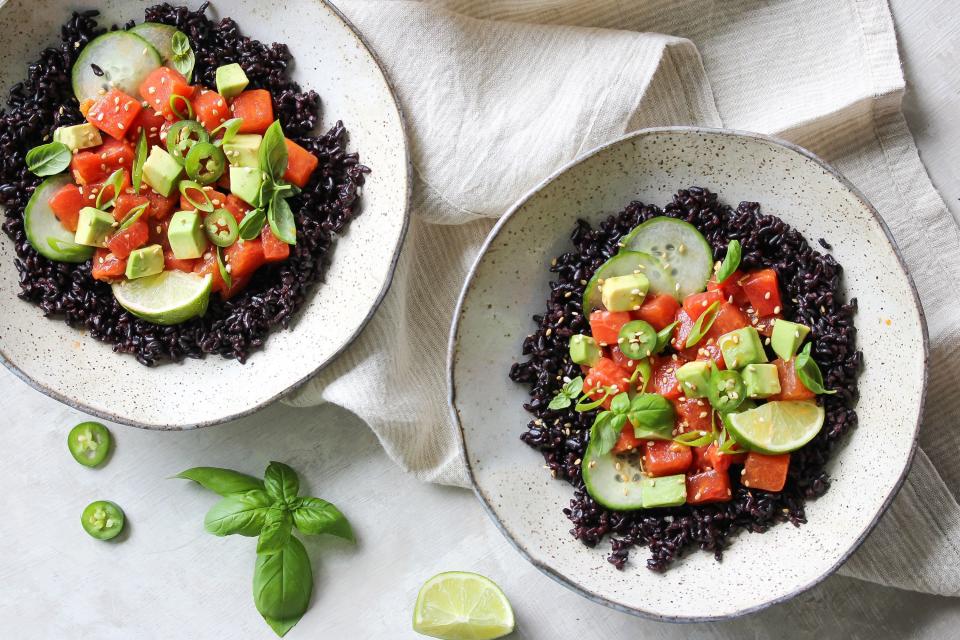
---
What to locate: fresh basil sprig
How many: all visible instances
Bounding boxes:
[177,461,354,637]
[547,376,583,410]
[26,141,72,177]
[684,300,721,348]
[170,31,196,82]
[589,392,630,455]
[715,239,741,283]
[627,393,675,440]
[795,343,836,395]
[132,130,148,195]
[247,120,298,245]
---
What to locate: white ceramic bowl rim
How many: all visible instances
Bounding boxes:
[447,125,929,621]
[0,0,412,430]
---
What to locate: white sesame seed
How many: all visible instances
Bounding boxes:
[764,291,771,300]
[774,305,781,314]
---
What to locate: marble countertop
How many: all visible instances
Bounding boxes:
[2,0,959,637]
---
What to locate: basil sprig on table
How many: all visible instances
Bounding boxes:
[177,462,353,637]
[25,141,71,177]
[170,31,196,82]
[238,121,299,244]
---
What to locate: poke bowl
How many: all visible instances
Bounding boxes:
[449,127,927,619]
[0,0,409,428]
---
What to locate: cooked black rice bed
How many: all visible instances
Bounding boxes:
[0,4,369,365]
[509,187,861,571]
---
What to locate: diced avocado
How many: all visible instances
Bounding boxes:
[230,166,262,206]
[640,474,686,508]
[600,273,649,312]
[74,207,115,247]
[771,319,810,361]
[676,360,711,398]
[569,334,601,367]
[142,146,183,197]
[167,211,207,259]
[718,326,767,369]
[215,63,249,99]
[125,244,164,279]
[223,134,262,168]
[742,363,782,399]
[53,123,102,151]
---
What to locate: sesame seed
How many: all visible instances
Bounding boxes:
[764,291,771,300]
[117,123,124,130]
[97,113,104,121]
[160,77,166,84]
[774,305,781,313]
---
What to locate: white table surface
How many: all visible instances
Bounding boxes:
[3,1,960,638]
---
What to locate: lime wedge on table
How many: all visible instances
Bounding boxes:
[726,400,825,454]
[413,572,515,640]
[111,271,212,325]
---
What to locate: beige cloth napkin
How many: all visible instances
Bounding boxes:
[285,0,960,596]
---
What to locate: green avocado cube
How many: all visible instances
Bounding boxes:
[142,146,183,197]
[742,363,782,399]
[640,474,687,508]
[718,326,767,369]
[53,123,102,151]
[600,273,649,312]
[676,360,711,398]
[569,334,601,367]
[771,319,810,361]
[167,211,207,259]
[74,207,115,247]
[223,134,262,168]
[215,63,250,99]
[125,244,164,280]
[230,166,263,206]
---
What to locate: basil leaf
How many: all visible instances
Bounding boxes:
[795,343,836,395]
[715,239,741,283]
[132,130,147,195]
[175,466,266,495]
[96,169,126,210]
[292,496,354,541]
[590,411,620,455]
[203,489,272,536]
[264,461,300,505]
[257,507,293,555]
[239,208,267,241]
[263,616,301,638]
[655,321,678,354]
[259,120,288,182]
[267,191,297,245]
[610,391,630,415]
[253,535,313,622]
[170,31,195,82]
[565,376,584,397]
[547,394,572,410]
[25,141,71,176]
[684,301,722,348]
[627,393,675,439]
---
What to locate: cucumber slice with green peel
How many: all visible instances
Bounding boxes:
[582,250,675,313]
[620,217,714,299]
[24,175,94,263]
[581,440,646,510]
[72,31,162,102]
[130,23,178,63]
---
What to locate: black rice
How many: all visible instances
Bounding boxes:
[0,4,369,365]
[509,187,861,571]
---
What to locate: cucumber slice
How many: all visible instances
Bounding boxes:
[72,31,162,102]
[581,440,646,510]
[130,22,177,63]
[24,175,94,263]
[582,250,676,313]
[621,217,714,300]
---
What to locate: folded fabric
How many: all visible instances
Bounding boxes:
[285,0,960,596]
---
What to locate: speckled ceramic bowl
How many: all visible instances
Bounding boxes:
[0,0,409,428]
[449,127,927,620]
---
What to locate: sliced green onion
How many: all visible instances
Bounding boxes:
[132,130,147,195]
[118,202,149,232]
[211,117,243,147]
[169,93,194,121]
[655,321,678,354]
[47,238,90,259]
[179,180,214,212]
[216,245,231,290]
[575,389,611,413]
[95,169,126,210]
[673,430,716,447]
[684,300,722,349]
[204,209,239,247]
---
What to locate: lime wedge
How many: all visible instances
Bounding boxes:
[726,400,825,454]
[413,572,514,640]
[112,271,212,325]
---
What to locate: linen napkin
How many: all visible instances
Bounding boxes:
[285,0,960,596]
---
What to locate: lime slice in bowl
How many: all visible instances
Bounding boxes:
[413,571,514,640]
[112,271,212,325]
[726,400,825,454]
